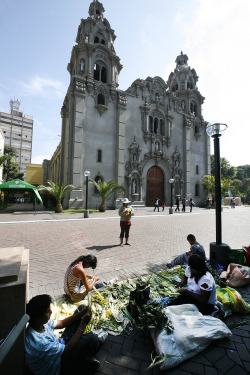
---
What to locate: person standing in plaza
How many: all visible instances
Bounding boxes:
[189,197,195,212]
[182,196,186,212]
[118,198,134,246]
[162,200,165,211]
[154,198,160,212]
[175,196,180,212]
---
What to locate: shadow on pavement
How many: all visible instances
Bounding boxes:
[86,244,121,251]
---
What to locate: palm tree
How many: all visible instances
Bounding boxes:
[89,179,126,212]
[37,180,78,213]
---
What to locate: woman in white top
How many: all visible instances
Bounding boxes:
[64,255,99,301]
[170,254,217,315]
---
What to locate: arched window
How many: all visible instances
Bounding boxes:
[195,124,199,134]
[94,36,99,44]
[195,183,199,197]
[155,92,160,101]
[97,93,105,105]
[190,101,197,116]
[101,39,105,45]
[149,116,153,133]
[96,10,100,15]
[160,119,163,135]
[172,83,178,92]
[154,118,158,134]
[101,66,107,83]
[94,63,100,80]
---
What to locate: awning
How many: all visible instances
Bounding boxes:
[0,179,43,205]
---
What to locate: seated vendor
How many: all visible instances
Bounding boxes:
[169,254,217,315]
[25,294,101,375]
[166,234,206,268]
[64,255,99,301]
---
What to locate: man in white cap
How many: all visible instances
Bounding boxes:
[118,198,134,246]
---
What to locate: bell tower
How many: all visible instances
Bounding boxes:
[67,0,122,92]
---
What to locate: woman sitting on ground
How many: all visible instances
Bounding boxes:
[64,254,99,302]
[169,254,217,315]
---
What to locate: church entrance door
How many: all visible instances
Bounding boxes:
[146,166,164,206]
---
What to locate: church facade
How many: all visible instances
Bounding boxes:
[45,0,210,209]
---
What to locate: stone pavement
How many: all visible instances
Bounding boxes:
[0,204,250,374]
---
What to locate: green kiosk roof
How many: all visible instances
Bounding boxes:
[0,179,43,205]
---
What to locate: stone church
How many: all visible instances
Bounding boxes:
[44,0,210,209]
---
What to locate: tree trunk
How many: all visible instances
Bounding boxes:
[55,202,63,213]
[99,201,106,212]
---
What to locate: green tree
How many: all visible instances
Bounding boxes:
[202,175,230,201]
[37,180,77,213]
[210,155,236,179]
[89,179,126,212]
[2,145,24,181]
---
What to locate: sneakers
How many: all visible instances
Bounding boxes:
[84,356,100,370]
[166,263,173,269]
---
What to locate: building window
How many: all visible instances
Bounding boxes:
[148,114,164,135]
[97,94,105,105]
[172,83,178,92]
[97,149,102,163]
[93,62,107,83]
[94,36,99,43]
[154,118,158,134]
[190,101,197,116]
[195,183,199,197]
[101,39,105,45]
[196,165,199,174]
[101,66,107,83]
[155,92,160,101]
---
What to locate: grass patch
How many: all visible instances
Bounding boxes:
[62,208,99,214]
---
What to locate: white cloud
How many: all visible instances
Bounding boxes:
[22,76,65,99]
[174,0,250,166]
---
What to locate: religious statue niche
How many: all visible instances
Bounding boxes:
[172,148,182,177]
[125,137,143,202]
[79,59,85,75]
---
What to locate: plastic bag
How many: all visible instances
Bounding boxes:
[228,247,245,265]
[216,286,250,315]
[243,246,250,266]
[151,304,232,370]
[220,263,250,287]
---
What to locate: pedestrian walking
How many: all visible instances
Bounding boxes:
[231,197,235,208]
[175,196,180,212]
[189,197,195,212]
[118,198,134,246]
[154,198,160,212]
[182,197,186,212]
[162,201,165,211]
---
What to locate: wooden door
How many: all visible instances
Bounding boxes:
[146,166,164,206]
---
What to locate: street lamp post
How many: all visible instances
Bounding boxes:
[169,178,174,214]
[84,170,90,218]
[206,123,229,268]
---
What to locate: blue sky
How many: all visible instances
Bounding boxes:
[0,0,249,167]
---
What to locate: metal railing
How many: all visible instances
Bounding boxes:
[0,314,29,365]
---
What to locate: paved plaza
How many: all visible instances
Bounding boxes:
[0,204,250,374]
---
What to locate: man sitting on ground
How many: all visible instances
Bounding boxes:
[25,294,103,375]
[166,234,206,268]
